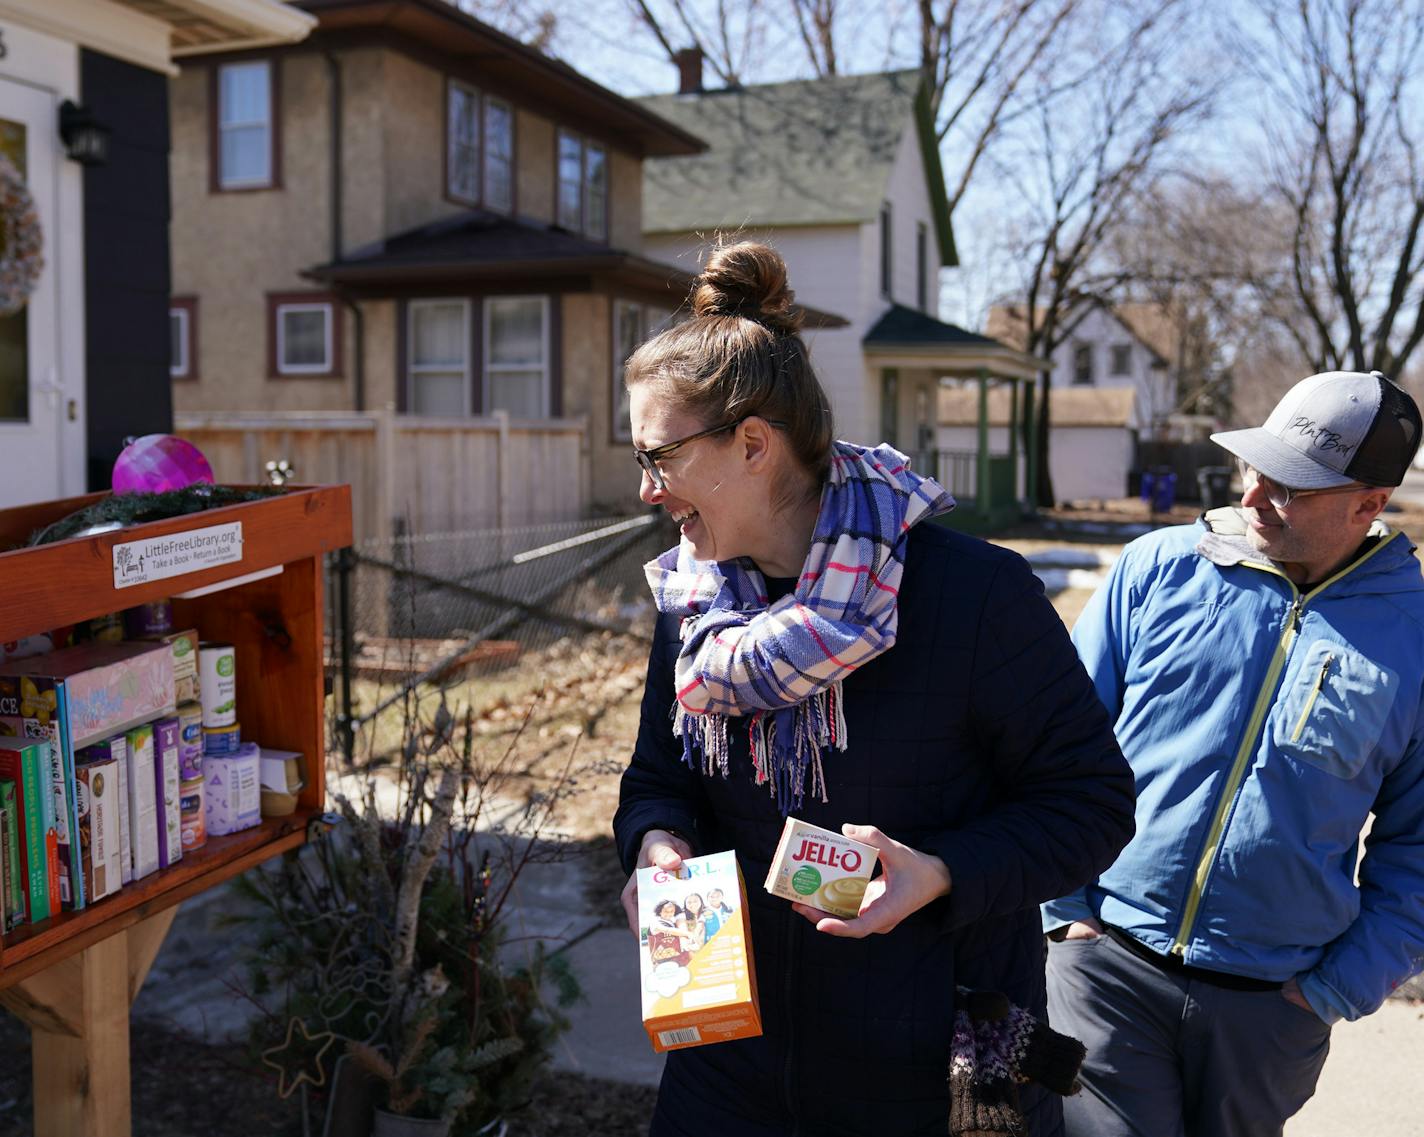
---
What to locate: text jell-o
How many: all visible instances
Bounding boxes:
[763,816,878,918]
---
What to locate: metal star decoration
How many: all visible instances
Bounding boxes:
[261,1015,337,1099]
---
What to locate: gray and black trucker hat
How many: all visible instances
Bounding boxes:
[1211,370,1422,489]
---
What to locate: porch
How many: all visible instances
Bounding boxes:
[863,304,1041,530]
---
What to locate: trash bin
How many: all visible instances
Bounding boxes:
[1149,467,1177,513]
[1197,465,1233,510]
[1140,470,1156,504]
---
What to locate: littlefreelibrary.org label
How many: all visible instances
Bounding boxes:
[112,522,243,589]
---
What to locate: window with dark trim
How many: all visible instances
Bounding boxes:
[446,79,481,204]
[1110,343,1132,376]
[880,202,893,299]
[611,300,673,443]
[1072,342,1094,385]
[484,98,514,212]
[557,129,609,240]
[267,293,342,378]
[916,222,928,313]
[170,297,199,381]
[214,60,278,191]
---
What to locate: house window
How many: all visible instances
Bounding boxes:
[916,222,928,312]
[557,131,608,239]
[612,301,672,442]
[269,297,339,377]
[880,202,893,299]
[216,61,275,190]
[1072,343,1093,385]
[169,298,198,380]
[485,296,549,418]
[447,80,480,204]
[484,98,514,212]
[408,299,471,416]
[1110,343,1132,375]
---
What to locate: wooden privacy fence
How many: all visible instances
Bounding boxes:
[175,409,590,543]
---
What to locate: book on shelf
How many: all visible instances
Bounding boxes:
[0,796,20,931]
[0,640,177,912]
[0,740,53,923]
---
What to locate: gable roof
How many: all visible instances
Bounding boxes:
[939,385,1137,428]
[288,0,704,158]
[864,303,1005,348]
[985,300,1177,367]
[637,69,955,263]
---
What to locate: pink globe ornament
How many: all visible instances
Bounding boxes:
[112,434,215,495]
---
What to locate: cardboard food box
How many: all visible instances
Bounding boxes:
[763,817,879,919]
[74,756,122,902]
[636,849,761,1053]
[124,723,160,881]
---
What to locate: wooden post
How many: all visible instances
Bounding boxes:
[0,907,178,1137]
[1023,380,1038,512]
[494,409,511,532]
[1007,377,1020,500]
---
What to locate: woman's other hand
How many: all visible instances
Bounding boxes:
[621,828,693,934]
[791,823,952,938]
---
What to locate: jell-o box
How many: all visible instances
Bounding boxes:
[763,816,879,918]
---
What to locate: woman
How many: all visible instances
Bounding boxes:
[647,898,694,967]
[682,891,709,952]
[613,241,1134,1137]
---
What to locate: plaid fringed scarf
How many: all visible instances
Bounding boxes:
[643,441,954,811]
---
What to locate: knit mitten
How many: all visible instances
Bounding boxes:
[947,988,1086,1137]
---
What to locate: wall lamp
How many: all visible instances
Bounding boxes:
[59,100,111,166]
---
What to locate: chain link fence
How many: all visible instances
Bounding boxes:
[328,512,674,763]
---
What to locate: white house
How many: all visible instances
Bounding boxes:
[0,0,313,510]
[638,62,1035,473]
[986,300,1181,436]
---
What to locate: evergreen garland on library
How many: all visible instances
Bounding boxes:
[28,485,286,546]
[0,154,43,318]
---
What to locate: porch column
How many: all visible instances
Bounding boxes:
[976,369,990,515]
[1007,377,1020,502]
[1023,379,1038,510]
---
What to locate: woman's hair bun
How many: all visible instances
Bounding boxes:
[691,240,803,335]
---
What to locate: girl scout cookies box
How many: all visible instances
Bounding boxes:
[637,849,761,1052]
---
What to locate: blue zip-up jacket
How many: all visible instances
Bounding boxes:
[1044,509,1424,1024]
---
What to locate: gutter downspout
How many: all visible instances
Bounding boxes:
[326,50,365,411]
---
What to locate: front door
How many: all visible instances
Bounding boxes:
[0,74,61,509]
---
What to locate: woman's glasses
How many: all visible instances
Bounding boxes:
[633,416,785,492]
[1238,462,1366,509]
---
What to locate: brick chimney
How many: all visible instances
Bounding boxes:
[674,46,704,94]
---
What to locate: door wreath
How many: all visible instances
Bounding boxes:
[0,153,43,317]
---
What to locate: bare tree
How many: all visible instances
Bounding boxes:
[453,0,558,50]
[625,0,774,86]
[1235,0,1424,377]
[991,0,1214,503]
[790,0,839,76]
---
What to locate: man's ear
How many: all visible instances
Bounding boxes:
[1356,487,1392,524]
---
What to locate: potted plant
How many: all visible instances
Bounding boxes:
[229,697,583,1137]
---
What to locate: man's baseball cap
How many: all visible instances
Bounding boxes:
[1211,370,1422,489]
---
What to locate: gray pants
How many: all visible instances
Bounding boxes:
[1046,933,1331,1137]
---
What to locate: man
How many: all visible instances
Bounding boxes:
[1044,369,1424,1137]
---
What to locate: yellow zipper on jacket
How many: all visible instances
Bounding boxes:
[1169,530,1402,960]
[1290,654,1334,742]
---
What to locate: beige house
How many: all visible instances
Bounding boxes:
[169,0,719,519]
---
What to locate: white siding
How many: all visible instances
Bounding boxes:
[937,422,1133,504]
[1048,306,1173,433]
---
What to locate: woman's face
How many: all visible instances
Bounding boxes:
[684,893,704,916]
[630,384,758,565]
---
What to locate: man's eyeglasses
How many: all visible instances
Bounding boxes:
[633,416,784,492]
[1238,462,1367,509]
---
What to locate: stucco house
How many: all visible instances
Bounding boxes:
[170,0,823,517]
[0,0,312,510]
[637,61,1036,479]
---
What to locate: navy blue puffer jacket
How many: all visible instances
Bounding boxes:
[615,522,1134,1137]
